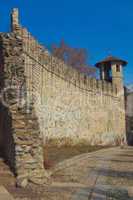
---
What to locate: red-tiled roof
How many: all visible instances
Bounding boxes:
[95,56,127,67]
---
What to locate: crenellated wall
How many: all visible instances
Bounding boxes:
[11,14,126,146]
[0,8,126,186]
[20,28,117,98]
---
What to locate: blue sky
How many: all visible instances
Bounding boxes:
[0,0,132,85]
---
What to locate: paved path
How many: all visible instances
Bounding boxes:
[6,147,133,199]
[49,146,133,200]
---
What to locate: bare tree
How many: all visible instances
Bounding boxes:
[52,40,96,77]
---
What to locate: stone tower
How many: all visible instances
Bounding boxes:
[11,8,20,31]
[95,56,127,93]
[96,56,128,145]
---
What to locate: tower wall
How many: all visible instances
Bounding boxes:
[112,63,124,92]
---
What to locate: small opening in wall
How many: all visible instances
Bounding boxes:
[84,75,87,84]
[116,65,120,72]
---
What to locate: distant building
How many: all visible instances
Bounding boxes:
[126,89,133,145]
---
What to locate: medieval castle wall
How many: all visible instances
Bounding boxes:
[0,8,126,185]
[0,10,126,148]
[14,12,125,146]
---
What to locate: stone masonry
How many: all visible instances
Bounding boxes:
[126,90,133,145]
[0,11,48,186]
[0,8,127,185]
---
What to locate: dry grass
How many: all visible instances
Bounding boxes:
[44,142,107,167]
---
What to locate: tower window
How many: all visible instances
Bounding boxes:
[116,65,120,72]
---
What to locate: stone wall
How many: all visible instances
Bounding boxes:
[13,13,126,146]
[0,8,127,186]
[126,91,133,145]
[0,33,48,186]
